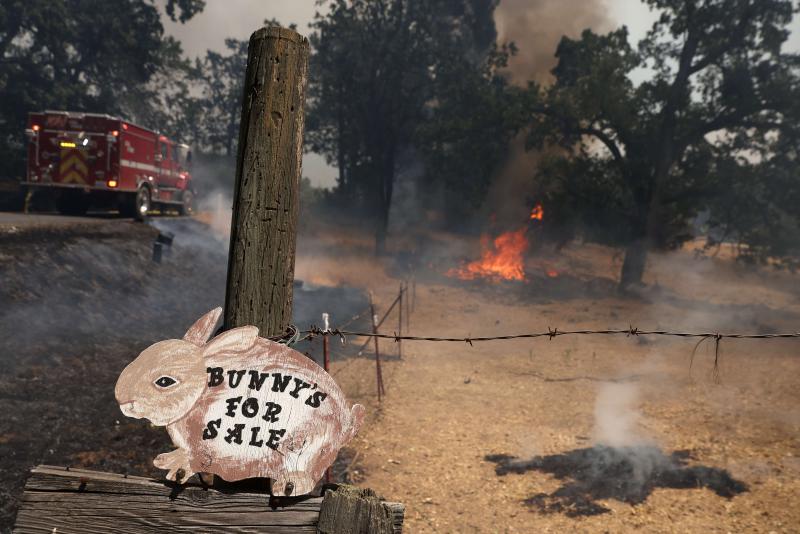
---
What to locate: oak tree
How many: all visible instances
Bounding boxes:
[527,0,800,287]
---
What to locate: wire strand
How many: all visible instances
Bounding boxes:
[296,326,800,344]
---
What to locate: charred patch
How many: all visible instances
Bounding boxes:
[486,445,748,517]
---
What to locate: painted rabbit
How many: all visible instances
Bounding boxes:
[114,307,365,495]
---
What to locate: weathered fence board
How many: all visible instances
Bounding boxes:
[13,466,403,533]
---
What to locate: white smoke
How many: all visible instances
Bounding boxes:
[198,189,232,241]
[592,381,648,447]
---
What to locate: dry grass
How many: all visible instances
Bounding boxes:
[322,231,800,533]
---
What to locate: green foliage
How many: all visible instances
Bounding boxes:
[527,0,800,285]
[164,0,205,23]
[704,138,800,268]
[307,1,439,215]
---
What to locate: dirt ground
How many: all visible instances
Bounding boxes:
[2,215,799,533]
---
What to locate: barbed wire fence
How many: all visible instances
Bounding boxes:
[281,279,800,397]
[302,326,800,344]
[307,281,412,400]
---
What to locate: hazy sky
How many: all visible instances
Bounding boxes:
[161,0,800,187]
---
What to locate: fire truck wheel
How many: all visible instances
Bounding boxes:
[56,191,90,216]
[122,187,151,220]
[178,190,194,216]
[134,187,152,220]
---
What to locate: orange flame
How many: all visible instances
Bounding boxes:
[447,228,529,282]
[530,203,544,221]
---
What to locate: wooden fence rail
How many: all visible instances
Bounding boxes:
[13,465,404,533]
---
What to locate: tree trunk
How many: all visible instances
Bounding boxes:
[373,149,395,256]
[617,31,697,291]
[375,221,388,256]
[619,238,647,290]
[374,189,390,256]
[224,27,309,335]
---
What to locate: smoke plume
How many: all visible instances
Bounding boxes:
[495,0,613,85]
[485,0,614,227]
[593,381,647,447]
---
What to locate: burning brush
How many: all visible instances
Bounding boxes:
[446,203,555,282]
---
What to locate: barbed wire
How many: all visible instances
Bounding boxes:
[298,326,800,345]
[256,316,800,389]
[283,324,798,382]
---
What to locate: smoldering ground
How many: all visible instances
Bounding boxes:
[487,446,747,516]
[0,219,228,531]
[485,355,750,517]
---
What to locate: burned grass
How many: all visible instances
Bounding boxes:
[0,218,228,531]
[486,446,748,517]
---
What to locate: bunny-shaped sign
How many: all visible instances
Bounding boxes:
[115,308,365,496]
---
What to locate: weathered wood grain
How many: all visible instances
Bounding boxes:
[13,466,404,533]
[224,26,309,336]
[318,486,403,534]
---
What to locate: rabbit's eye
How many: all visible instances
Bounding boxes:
[154,376,178,388]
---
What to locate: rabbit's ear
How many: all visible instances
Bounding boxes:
[183,308,223,346]
[202,326,259,357]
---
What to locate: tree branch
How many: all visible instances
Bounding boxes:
[688,108,782,145]
[578,126,626,171]
[529,104,629,178]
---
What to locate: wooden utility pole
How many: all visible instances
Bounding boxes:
[224,27,309,334]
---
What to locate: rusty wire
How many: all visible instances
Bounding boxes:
[260,323,800,384]
[298,325,800,345]
[264,323,800,365]
[295,325,798,383]
[261,289,798,384]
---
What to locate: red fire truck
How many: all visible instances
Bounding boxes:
[24,110,194,219]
